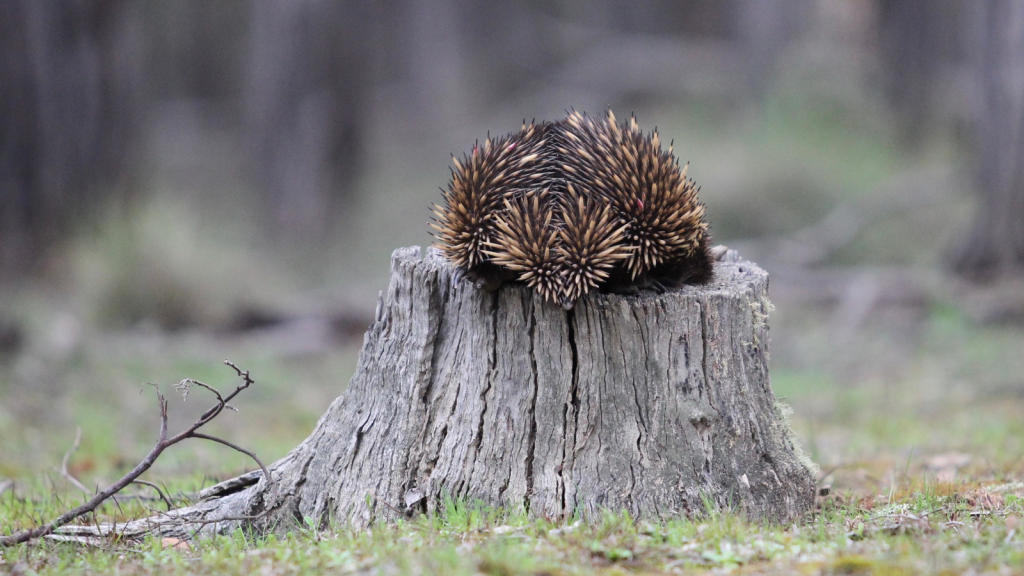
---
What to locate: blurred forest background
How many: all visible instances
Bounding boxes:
[1,0,1023,493]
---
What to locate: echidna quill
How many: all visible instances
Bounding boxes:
[431,110,713,310]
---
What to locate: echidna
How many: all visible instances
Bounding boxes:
[430,121,555,289]
[431,110,712,310]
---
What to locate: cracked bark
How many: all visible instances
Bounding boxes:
[64,246,816,539]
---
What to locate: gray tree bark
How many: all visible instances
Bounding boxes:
[243,0,376,240]
[56,246,815,541]
[0,0,142,274]
[951,0,1024,280]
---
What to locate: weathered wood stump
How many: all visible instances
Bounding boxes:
[59,245,815,540]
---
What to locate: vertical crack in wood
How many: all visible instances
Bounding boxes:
[524,297,539,512]
[488,290,499,379]
[697,299,719,419]
[469,290,499,490]
[628,306,649,468]
[696,299,716,478]
[562,308,579,517]
[402,264,449,496]
[418,271,450,409]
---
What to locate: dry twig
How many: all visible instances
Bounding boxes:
[130,480,175,511]
[57,428,92,496]
[0,360,269,547]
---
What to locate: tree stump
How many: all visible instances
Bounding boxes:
[61,246,816,540]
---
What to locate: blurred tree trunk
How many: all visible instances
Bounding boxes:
[876,0,968,144]
[244,0,377,239]
[877,0,935,141]
[951,0,1024,280]
[734,0,804,104]
[140,0,250,103]
[0,0,141,274]
[460,3,559,106]
[403,0,469,134]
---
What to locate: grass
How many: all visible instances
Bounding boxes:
[2,478,1022,574]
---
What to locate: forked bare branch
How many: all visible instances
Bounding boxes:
[0,360,270,547]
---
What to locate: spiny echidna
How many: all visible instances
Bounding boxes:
[431,110,712,310]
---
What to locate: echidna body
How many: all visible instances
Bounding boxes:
[432,110,712,309]
[554,186,632,307]
[430,121,555,287]
[558,110,710,286]
[483,191,563,303]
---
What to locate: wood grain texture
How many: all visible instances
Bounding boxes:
[55,246,815,540]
